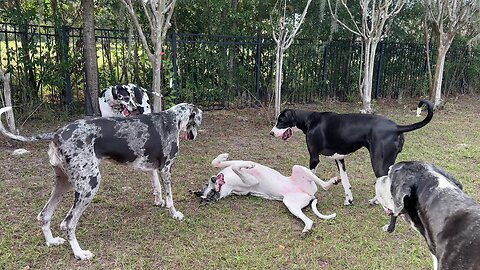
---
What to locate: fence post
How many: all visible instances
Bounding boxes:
[321,43,329,97]
[255,31,262,104]
[172,31,178,104]
[374,41,385,99]
[62,25,72,112]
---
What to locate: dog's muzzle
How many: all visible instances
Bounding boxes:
[194,176,221,204]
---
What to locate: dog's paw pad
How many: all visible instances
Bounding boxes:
[154,199,166,207]
[302,228,312,234]
[368,198,379,206]
[46,237,66,246]
[330,177,341,185]
[343,199,354,206]
[74,250,94,260]
[244,162,255,169]
[217,153,229,161]
[173,211,184,220]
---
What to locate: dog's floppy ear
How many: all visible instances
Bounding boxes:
[390,168,416,216]
[111,86,118,99]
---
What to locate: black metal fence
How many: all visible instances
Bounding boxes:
[0,22,478,113]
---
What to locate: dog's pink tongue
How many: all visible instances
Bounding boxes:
[216,173,225,192]
[122,108,130,117]
[282,128,292,141]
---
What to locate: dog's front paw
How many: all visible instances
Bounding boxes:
[368,197,379,206]
[74,249,94,260]
[218,153,229,161]
[330,176,341,185]
[343,198,354,206]
[154,198,166,208]
[173,211,184,220]
[382,224,390,232]
[46,237,66,246]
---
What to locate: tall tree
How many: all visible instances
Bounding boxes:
[328,0,405,113]
[82,0,100,115]
[120,0,177,112]
[271,0,312,118]
[424,0,480,109]
[0,66,16,133]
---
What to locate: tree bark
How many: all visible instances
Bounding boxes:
[430,45,448,109]
[360,39,377,114]
[1,72,16,133]
[81,0,100,115]
[274,44,284,117]
[152,51,163,112]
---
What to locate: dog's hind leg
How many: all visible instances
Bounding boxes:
[231,162,259,187]
[160,166,183,220]
[335,159,354,206]
[60,163,101,260]
[151,169,165,207]
[37,165,71,247]
[283,193,314,233]
[308,151,320,174]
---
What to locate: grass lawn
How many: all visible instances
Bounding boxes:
[0,96,479,269]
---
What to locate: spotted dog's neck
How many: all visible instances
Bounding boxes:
[167,103,194,132]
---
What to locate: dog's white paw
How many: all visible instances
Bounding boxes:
[173,211,184,220]
[46,237,66,246]
[368,197,379,206]
[330,176,341,185]
[218,153,229,161]
[74,250,94,260]
[302,220,313,233]
[344,197,354,206]
[233,161,255,170]
[382,224,390,232]
[154,198,166,207]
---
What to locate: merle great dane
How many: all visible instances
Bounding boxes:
[0,103,202,260]
[270,100,433,206]
[99,83,152,117]
[375,161,480,270]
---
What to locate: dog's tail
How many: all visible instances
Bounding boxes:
[0,107,55,142]
[311,199,336,220]
[396,100,433,133]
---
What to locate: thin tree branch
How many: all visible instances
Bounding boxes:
[120,0,154,61]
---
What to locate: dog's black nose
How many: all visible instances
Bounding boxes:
[269,131,274,136]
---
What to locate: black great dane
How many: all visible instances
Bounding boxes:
[270,100,433,206]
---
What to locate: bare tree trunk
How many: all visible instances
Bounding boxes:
[82,0,100,115]
[274,44,284,117]
[430,45,448,109]
[360,39,377,114]
[152,53,163,112]
[1,72,16,133]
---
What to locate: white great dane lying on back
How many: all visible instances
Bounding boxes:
[195,153,339,233]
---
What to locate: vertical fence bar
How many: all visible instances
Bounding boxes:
[255,31,262,104]
[172,31,178,104]
[374,41,385,99]
[62,25,72,112]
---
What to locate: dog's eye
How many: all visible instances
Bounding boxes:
[210,176,217,183]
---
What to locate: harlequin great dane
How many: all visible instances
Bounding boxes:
[375,161,480,270]
[194,153,339,233]
[0,103,202,260]
[270,100,433,206]
[99,83,152,117]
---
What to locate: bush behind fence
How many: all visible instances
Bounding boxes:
[0,23,478,113]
